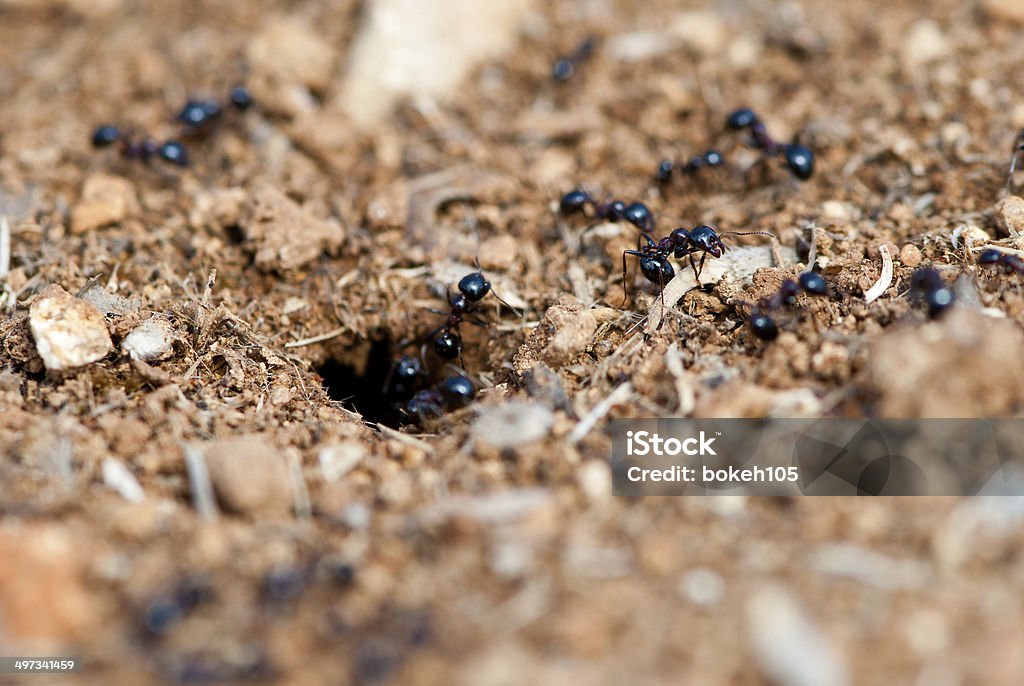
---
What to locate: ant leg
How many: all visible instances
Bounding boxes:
[621,250,643,308]
[688,253,707,286]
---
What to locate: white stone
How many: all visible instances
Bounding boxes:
[29,284,113,371]
[122,317,174,361]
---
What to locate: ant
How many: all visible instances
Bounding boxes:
[553,36,596,82]
[978,248,1024,275]
[725,107,814,181]
[404,375,476,425]
[91,127,189,166]
[559,189,654,233]
[909,267,954,319]
[1007,130,1024,195]
[655,150,725,185]
[383,354,428,404]
[744,271,829,341]
[621,224,774,305]
[176,85,253,136]
[426,271,514,366]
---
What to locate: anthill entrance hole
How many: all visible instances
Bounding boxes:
[317,338,401,428]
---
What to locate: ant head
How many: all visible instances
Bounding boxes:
[623,202,653,231]
[689,225,724,257]
[394,355,424,381]
[559,189,591,215]
[978,249,1003,265]
[92,124,120,148]
[727,107,759,130]
[458,272,491,302]
[639,255,675,285]
[440,375,475,408]
[784,144,815,180]
[797,271,828,296]
[749,313,779,341]
[433,331,462,359]
[230,86,253,111]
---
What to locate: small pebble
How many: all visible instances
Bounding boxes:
[900,244,923,267]
[205,436,293,517]
[29,284,113,371]
[997,195,1024,236]
[122,317,175,361]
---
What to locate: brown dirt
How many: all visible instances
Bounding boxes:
[3,0,1024,684]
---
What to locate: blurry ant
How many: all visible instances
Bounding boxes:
[978,248,1024,275]
[553,36,596,82]
[725,107,814,181]
[91,127,189,166]
[559,189,655,232]
[1008,131,1024,194]
[176,85,253,136]
[403,375,476,425]
[621,224,774,306]
[655,150,725,185]
[425,271,516,366]
[383,354,427,404]
[909,266,954,319]
[744,271,829,341]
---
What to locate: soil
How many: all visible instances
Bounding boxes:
[3,0,1024,684]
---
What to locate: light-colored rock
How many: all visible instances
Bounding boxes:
[242,184,345,272]
[901,20,948,71]
[205,436,292,517]
[338,0,533,126]
[669,10,726,55]
[70,173,137,234]
[899,244,923,267]
[996,195,1024,236]
[122,317,175,361]
[472,401,554,449]
[101,457,145,502]
[983,0,1024,24]
[29,284,113,371]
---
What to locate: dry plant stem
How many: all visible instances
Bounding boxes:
[0,215,9,281]
[569,381,633,445]
[182,442,218,521]
[285,327,348,349]
[864,245,893,304]
[665,343,695,415]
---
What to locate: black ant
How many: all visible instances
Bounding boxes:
[403,375,476,425]
[383,354,428,403]
[176,85,253,136]
[559,189,654,233]
[1007,130,1024,195]
[744,271,829,341]
[655,150,725,185]
[426,271,514,366]
[553,36,596,82]
[978,248,1024,275]
[725,107,814,181]
[621,224,773,305]
[909,267,954,319]
[92,127,190,166]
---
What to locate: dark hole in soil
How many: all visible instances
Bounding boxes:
[317,338,402,428]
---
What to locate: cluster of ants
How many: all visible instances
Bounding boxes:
[560,107,823,341]
[91,85,252,166]
[382,271,515,426]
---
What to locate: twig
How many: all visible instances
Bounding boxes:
[182,442,218,521]
[570,381,633,444]
[284,327,347,349]
[0,215,9,282]
[864,245,893,304]
[377,424,437,455]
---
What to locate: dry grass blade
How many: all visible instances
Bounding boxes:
[864,245,893,304]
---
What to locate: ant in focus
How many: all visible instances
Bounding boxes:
[655,149,725,185]
[559,189,655,233]
[725,107,815,181]
[744,272,829,341]
[425,271,516,367]
[909,267,954,319]
[621,224,774,306]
